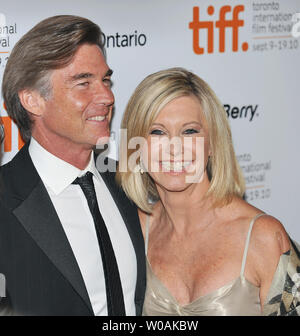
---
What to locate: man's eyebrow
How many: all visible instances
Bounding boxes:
[66,69,113,83]
[105,69,113,77]
[67,72,94,82]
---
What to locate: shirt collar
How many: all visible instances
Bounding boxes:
[29,137,100,195]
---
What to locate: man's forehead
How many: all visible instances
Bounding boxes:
[50,60,111,83]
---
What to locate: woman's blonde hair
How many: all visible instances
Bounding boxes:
[116,67,245,213]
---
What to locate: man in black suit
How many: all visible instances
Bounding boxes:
[0,15,145,316]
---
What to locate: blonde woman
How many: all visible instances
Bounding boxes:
[117,68,300,316]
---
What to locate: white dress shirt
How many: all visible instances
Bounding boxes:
[29,137,137,316]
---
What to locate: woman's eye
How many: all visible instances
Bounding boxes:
[183,128,199,134]
[150,129,164,135]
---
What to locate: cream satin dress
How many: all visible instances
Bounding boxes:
[142,213,266,316]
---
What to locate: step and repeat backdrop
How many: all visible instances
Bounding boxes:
[0,0,300,239]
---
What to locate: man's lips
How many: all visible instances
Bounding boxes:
[86,105,112,121]
[86,115,107,121]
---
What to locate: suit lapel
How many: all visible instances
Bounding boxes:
[1,143,94,315]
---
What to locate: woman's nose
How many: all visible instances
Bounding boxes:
[164,136,183,157]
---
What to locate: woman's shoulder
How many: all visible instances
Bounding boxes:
[225,196,290,255]
[251,214,290,255]
[223,197,291,305]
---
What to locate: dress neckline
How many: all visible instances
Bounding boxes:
[144,213,288,308]
[146,256,260,307]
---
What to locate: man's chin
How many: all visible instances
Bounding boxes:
[96,135,110,147]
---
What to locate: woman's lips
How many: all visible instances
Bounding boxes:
[158,160,195,173]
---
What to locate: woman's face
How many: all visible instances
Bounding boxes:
[141,95,211,192]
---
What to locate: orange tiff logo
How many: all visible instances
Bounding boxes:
[189,5,248,54]
[1,115,25,152]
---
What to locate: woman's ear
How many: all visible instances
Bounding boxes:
[18,89,45,117]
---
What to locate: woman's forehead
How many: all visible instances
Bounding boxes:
[153,95,206,125]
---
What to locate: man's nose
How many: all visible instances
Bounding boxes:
[93,82,114,106]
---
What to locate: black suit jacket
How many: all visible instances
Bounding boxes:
[0,142,146,316]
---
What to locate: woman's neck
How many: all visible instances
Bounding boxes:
[155,176,217,235]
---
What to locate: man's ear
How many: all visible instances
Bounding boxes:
[18,89,45,117]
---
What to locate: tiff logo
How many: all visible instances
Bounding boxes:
[189,5,248,54]
[0,273,5,298]
[0,112,25,152]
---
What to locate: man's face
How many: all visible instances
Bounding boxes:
[33,43,114,150]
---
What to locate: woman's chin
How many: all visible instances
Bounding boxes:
[155,180,190,193]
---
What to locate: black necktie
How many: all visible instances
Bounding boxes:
[73,172,126,316]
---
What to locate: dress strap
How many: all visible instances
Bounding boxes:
[145,214,150,255]
[240,213,267,277]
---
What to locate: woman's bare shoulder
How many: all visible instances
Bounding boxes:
[247,210,290,305]
[223,197,290,254]
[250,214,290,255]
[215,197,290,306]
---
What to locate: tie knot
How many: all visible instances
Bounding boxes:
[72,171,93,186]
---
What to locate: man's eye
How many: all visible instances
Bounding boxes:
[103,78,112,87]
[78,82,89,87]
[183,128,199,134]
[150,129,164,135]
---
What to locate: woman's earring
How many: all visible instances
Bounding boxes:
[139,160,147,174]
[139,163,144,175]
